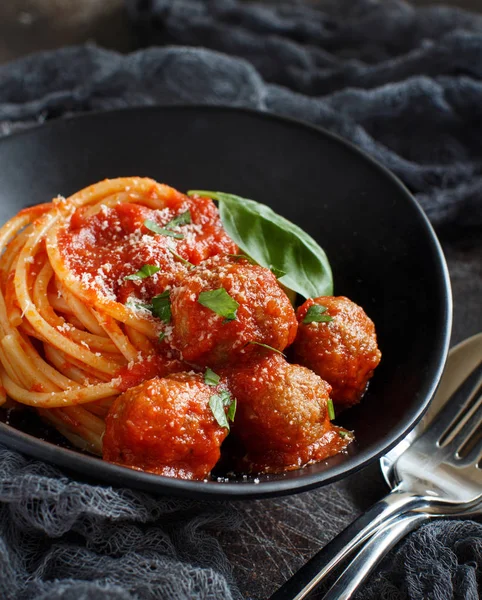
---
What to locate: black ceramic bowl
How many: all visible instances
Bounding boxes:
[0,106,451,499]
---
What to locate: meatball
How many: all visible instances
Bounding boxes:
[103,372,230,480]
[223,354,352,473]
[293,296,381,409]
[170,256,298,367]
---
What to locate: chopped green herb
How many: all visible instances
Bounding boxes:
[227,397,237,422]
[228,254,256,264]
[327,398,335,421]
[144,219,184,239]
[209,390,236,430]
[151,290,171,323]
[303,304,333,324]
[124,264,160,281]
[269,265,287,279]
[164,210,191,229]
[198,288,239,321]
[168,247,195,269]
[248,341,286,357]
[204,367,220,387]
[126,300,152,311]
[158,331,166,342]
[338,430,352,439]
[219,390,232,406]
[209,395,229,429]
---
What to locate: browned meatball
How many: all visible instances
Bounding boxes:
[170,256,298,367]
[223,354,352,473]
[103,373,230,480]
[293,296,381,409]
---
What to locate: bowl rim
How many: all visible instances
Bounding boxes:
[0,104,453,499]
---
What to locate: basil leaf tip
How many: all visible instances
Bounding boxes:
[144,219,184,239]
[188,190,333,300]
[151,290,172,323]
[209,395,228,429]
[198,288,239,321]
[248,341,286,357]
[124,264,160,281]
[327,398,335,421]
[303,304,333,324]
[228,253,256,264]
[204,367,220,386]
[165,209,191,229]
[227,396,237,422]
[209,390,236,430]
[270,265,287,279]
[168,247,195,269]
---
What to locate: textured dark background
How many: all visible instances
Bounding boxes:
[0,0,481,63]
[0,2,481,599]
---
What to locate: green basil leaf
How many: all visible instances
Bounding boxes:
[227,396,237,422]
[151,290,171,323]
[209,394,230,429]
[219,390,232,406]
[228,254,256,264]
[303,304,333,324]
[209,390,236,429]
[269,265,287,279]
[188,190,333,299]
[168,247,195,269]
[124,264,160,281]
[198,288,239,321]
[204,367,220,386]
[144,219,184,239]
[248,341,286,356]
[165,210,192,229]
[327,398,335,421]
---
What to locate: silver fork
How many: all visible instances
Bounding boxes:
[271,333,482,600]
[321,352,482,598]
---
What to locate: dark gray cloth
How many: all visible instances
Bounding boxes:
[358,520,482,600]
[0,446,242,600]
[126,0,482,233]
[0,0,481,599]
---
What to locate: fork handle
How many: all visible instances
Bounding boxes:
[322,512,429,600]
[269,488,424,600]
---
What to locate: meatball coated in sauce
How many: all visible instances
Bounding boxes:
[102,373,230,480]
[223,354,352,473]
[293,296,381,409]
[170,256,298,367]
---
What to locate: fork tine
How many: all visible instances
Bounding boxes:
[450,393,482,465]
[458,413,482,466]
[463,433,482,466]
[423,361,482,445]
[447,377,482,445]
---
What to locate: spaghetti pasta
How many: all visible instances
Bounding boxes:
[0,177,238,456]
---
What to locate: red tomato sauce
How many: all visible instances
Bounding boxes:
[57,195,237,305]
[115,355,187,392]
